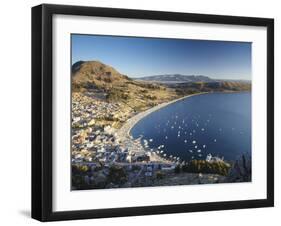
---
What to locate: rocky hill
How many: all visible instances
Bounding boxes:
[72,60,129,89]
[72,61,179,112]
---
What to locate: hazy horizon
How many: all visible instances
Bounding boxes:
[72,34,252,80]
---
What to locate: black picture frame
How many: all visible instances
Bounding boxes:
[32,3,274,222]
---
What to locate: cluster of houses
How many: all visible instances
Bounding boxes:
[71,92,177,188]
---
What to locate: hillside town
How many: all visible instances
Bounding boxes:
[71,92,181,189]
[71,90,250,189]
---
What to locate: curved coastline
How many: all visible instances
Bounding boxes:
[117,92,208,140]
[115,92,208,163]
[115,90,249,164]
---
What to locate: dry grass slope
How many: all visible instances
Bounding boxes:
[72,61,179,114]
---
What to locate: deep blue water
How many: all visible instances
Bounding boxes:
[131,92,251,162]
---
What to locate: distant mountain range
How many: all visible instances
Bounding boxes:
[137,74,213,83]
[136,74,250,84]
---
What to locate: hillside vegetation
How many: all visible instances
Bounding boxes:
[166,81,251,96]
[72,61,179,113]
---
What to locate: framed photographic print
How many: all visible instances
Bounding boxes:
[32,4,274,221]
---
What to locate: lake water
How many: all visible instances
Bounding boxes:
[131,92,251,162]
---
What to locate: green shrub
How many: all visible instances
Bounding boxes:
[107,166,127,184]
[181,160,230,176]
[156,171,164,179]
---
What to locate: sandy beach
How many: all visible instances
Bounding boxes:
[116,92,207,162]
[118,92,207,138]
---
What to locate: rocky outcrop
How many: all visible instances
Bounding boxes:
[225,154,251,182]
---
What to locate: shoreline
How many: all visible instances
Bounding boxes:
[118,90,250,139]
[116,92,208,163]
[117,92,208,139]
[116,90,250,163]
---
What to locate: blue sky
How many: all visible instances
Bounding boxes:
[71,34,251,80]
